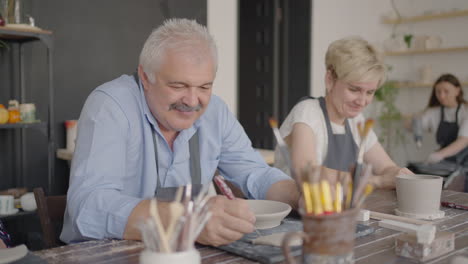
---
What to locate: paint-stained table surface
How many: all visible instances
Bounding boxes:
[33,190,468,263]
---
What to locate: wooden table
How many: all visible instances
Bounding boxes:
[33,190,468,263]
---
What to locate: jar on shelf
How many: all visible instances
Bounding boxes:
[7,99,21,123]
[19,103,35,123]
[0,0,33,25]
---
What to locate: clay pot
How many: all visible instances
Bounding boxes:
[395,174,444,220]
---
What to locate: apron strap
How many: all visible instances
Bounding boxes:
[189,130,201,185]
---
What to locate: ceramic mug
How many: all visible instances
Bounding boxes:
[0,195,16,215]
[282,207,359,264]
[20,192,37,211]
[139,249,201,264]
[65,120,78,152]
[396,174,444,220]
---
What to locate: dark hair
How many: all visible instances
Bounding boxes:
[428,73,466,107]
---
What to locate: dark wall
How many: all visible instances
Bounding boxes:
[0,0,207,195]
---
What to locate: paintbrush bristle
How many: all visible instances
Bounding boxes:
[357,122,364,137]
[269,118,278,128]
[363,119,374,134]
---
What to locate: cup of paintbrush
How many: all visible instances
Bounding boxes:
[138,185,212,264]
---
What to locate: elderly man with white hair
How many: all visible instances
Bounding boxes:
[61,18,299,246]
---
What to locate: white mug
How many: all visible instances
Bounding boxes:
[20,192,37,211]
[0,195,16,215]
[65,120,78,152]
[139,249,201,264]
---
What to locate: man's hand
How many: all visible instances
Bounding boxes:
[196,195,255,246]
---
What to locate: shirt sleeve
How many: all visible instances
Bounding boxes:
[420,108,437,133]
[215,102,291,200]
[66,91,143,241]
[458,114,468,138]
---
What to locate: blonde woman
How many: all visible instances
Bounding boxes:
[274,36,412,189]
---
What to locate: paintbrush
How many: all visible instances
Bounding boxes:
[269,118,297,182]
[149,198,171,252]
[351,164,373,207]
[441,201,468,210]
[351,119,374,205]
[308,165,324,215]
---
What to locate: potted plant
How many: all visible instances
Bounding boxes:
[0,40,7,49]
[374,80,406,155]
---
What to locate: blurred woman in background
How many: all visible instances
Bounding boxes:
[416,74,468,163]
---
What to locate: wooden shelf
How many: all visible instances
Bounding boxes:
[382,9,468,24]
[0,25,52,42]
[0,121,45,129]
[385,46,468,56]
[394,81,468,88]
[56,148,73,161]
[0,210,36,221]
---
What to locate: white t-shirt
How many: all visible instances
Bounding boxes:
[274,98,378,175]
[420,104,468,137]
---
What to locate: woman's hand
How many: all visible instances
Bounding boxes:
[369,167,413,189]
[426,152,444,164]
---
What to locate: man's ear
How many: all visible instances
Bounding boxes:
[137,65,150,91]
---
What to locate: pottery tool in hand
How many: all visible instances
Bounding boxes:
[214,175,262,236]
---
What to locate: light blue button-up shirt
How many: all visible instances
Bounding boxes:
[60,74,290,243]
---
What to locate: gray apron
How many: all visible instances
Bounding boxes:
[150,131,202,201]
[296,96,358,171]
[133,73,203,201]
[318,97,358,171]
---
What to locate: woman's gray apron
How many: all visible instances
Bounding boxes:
[436,104,468,163]
[133,73,202,201]
[298,96,358,172]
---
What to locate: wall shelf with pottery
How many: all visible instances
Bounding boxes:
[382,9,468,24]
[394,81,468,89]
[385,46,468,56]
[0,26,56,194]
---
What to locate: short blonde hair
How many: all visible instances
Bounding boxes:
[325,36,386,87]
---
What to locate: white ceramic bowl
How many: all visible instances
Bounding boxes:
[247,200,292,229]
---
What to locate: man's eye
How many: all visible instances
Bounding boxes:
[200,86,212,90]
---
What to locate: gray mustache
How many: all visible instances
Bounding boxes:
[169,103,202,112]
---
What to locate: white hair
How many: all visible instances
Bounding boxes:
[139,18,218,83]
